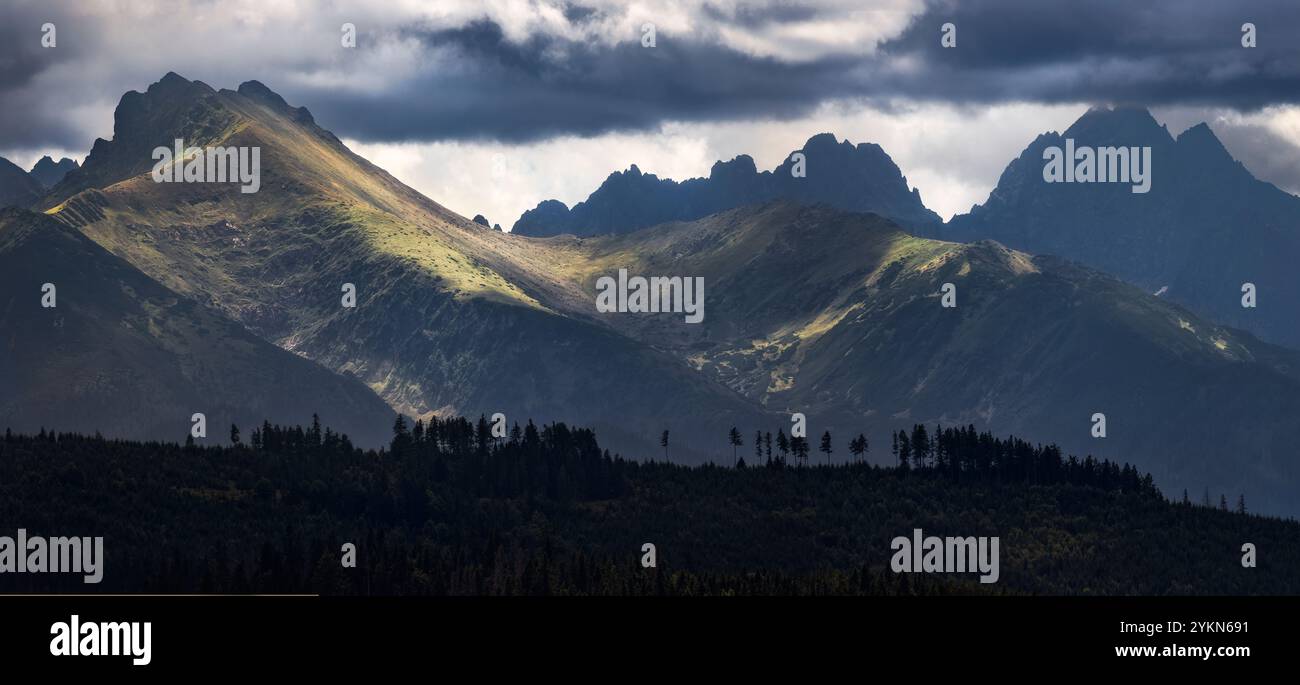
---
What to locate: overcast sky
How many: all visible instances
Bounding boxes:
[7,0,1300,223]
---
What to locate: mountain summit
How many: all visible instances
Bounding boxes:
[28,156,79,188]
[511,133,941,237]
[943,105,1300,348]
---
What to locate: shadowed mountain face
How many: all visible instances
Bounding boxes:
[0,208,396,446]
[26,74,1300,515]
[940,106,1300,349]
[28,156,79,188]
[0,157,44,208]
[511,133,941,237]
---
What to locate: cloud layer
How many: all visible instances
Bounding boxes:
[10,0,1300,152]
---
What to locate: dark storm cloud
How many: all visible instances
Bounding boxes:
[7,0,1300,152]
[1207,121,1300,196]
[0,2,96,148]
[293,19,866,144]
[0,3,91,90]
[295,0,1300,144]
[877,0,1300,109]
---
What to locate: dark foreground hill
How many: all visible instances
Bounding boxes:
[0,418,1292,596]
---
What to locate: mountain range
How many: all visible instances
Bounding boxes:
[521,107,1300,353]
[6,74,1300,514]
[28,156,79,188]
[940,106,1300,350]
[511,132,941,237]
[28,72,767,460]
[512,201,1300,514]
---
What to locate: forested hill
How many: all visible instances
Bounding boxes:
[0,417,1292,595]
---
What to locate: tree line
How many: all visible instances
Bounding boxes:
[1,415,1290,595]
[712,422,1158,496]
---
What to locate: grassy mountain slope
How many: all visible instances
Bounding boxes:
[0,207,395,446]
[41,74,768,459]
[526,202,1300,515]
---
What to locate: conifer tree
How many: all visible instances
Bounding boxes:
[897,430,912,470]
[391,414,411,455]
[850,433,868,463]
[791,436,809,467]
[310,413,322,448]
[911,425,930,469]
